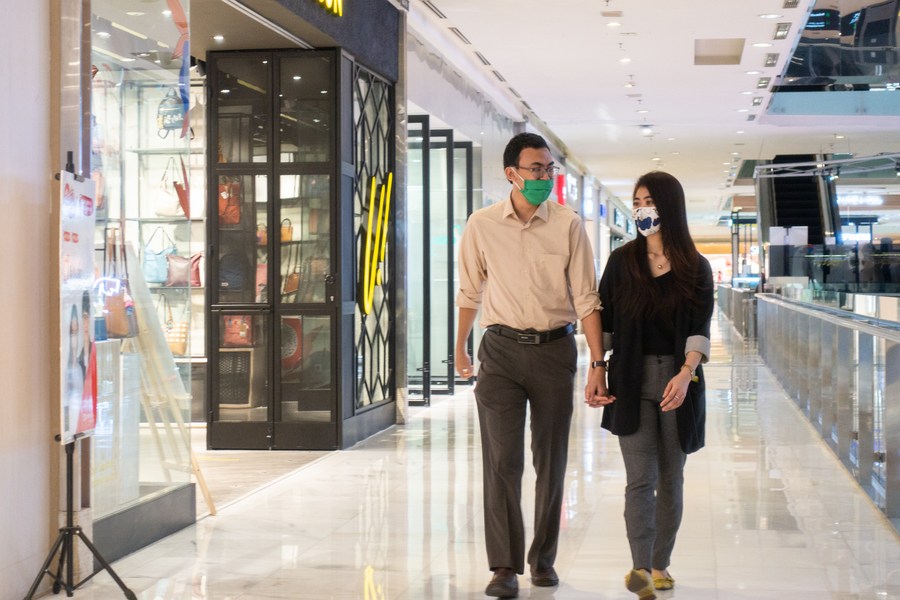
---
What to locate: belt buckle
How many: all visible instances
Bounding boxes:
[517,333,540,345]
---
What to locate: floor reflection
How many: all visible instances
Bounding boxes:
[78,310,900,599]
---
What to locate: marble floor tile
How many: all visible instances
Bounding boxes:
[73,311,900,600]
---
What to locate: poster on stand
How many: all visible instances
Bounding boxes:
[59,171,97,445]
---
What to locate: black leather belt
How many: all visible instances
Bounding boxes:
[487,323,574,345]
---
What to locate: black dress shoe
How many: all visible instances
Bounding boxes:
[485,567,518,598]
[531,566,559,587]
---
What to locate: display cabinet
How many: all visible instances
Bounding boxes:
[207,51,339,450]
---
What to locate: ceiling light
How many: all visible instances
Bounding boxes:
[741,91,754,95]
[636,109,649,113]
[736,108,750,112]
[640,125,654,136]
[765,53,780,67]
[619,57,632,64]
[125,11,145,16]
[757,77,771,89]
[834,134,845,139]
[213,34,224,42]
[667,137,676,141]
[162,9,172,16]
[759,13,782,19]
[736,130,745,134]
[220,89,231,94]
[96,31,111,39]
[607,22,622,27]
[752,97,763,106]
[774,23,791,40]
[293,75,301,80]
[745,70,762,75]
[752,42,773,48]
[652,157,662,162]
[320,90,328,94]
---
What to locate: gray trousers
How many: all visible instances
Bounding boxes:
[619,355,687,571]
[474,329,577,574]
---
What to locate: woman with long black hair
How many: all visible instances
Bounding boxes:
[587,171,714,600]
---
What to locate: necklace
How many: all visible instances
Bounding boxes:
[649,252,667,270]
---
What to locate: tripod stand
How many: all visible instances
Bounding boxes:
[25,435,136,599]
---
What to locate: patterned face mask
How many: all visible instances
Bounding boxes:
[633,206,661,237]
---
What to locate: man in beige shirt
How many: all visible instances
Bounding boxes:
[456,132,611,598]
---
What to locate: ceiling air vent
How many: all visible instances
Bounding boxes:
[421,0,447,19]
[509,88,522,98]
[475,51,491,66]
[449,27,471,44]
[492,70,506,83]
[774,23,791,39]
[782,0,800,8]
[601,11,623,17]
[765,53,780,67]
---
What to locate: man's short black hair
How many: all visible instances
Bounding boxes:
[503,132,549,169]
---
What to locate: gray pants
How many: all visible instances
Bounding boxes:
[619,355,687,571]
[474,329,577,574]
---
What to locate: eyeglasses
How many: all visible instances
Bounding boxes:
[515,164,560,179]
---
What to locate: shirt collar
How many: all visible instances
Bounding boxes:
[503,195,551,223]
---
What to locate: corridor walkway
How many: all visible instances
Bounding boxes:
[79,311,900,599]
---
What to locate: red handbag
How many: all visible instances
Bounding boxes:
[281,317,303,373]
[174,156,190,218]
[218,179,242,225]
[223,315,253,347]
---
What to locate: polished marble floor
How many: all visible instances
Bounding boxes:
[77,311,900,599]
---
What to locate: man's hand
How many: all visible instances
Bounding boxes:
[584,367,615,408]
[457,352,474,380]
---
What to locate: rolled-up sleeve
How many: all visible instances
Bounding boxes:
[455,218,484,310]
[684,258,715,363]
[568,219,601,320]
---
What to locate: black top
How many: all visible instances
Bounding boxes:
[642,271,676,355]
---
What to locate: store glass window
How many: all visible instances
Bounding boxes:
[90,1,194,519]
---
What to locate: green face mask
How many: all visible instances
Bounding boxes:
[514,176,554,206]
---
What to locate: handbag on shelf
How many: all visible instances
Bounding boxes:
[165,252,204,287]
[174,156,190,218]
[100,228,138,339]
[156,156,185,217]
[219,252,248,291]
[158,295,189,356]
[142,227,177,284]
[223,315,254,347]
[280,218,293,242]
[218,178,242,225]
[157,87,185,138]
[281,316,303,374]
[256,223,267,246]
[255,263,268,303]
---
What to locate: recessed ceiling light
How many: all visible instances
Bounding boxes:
[752,42,773,48]
[745,70,762,75]
[213,35,224,42]
[732,152,741,155]
[741,91,754,95]
[636,109,649,113]
[736,108,750,112]
[667,137,676,141]
[736,130,745,134]
[759,13,782,19]
[835,134,845,139]
[607,22,622,27]
[125,11,145,16]
[723,162,731,166]
[619,57,632,64]
[652,157,662,162]
[220,89,231,94]
[293,75,301,80]
[320,90,328,94]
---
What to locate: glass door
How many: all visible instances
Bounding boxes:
[207,51,339,450]
[407,116,430,404]
[428,129,454,394]
[453,141,474,386]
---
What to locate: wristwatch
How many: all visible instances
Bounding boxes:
[590,360,607,369]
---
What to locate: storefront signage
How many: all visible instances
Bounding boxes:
[315,0,343,16]
[361,172,392,315]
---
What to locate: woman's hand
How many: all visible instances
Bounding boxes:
[661,370,691,412]
[585,367,616,408]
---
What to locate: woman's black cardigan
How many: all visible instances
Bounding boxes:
[598,246,714,454]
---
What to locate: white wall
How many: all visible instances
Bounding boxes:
[0,1,55,598]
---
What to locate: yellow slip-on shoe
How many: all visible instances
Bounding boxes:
[625,569,657,600]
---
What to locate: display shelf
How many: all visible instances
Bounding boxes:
[127,147,205,155]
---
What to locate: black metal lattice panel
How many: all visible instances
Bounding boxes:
[353,66,393,409]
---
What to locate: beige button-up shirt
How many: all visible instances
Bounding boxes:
[456,197,601,331]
